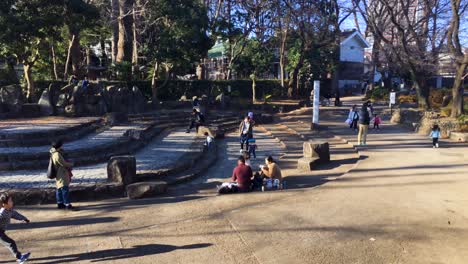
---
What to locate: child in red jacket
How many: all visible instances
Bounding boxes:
[373,113,382,130]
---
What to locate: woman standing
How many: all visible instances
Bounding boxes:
[50,141,74,210]
[239,116,253,151]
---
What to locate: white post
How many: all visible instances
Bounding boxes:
[313,80,320,125]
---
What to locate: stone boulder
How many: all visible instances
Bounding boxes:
[104,112,128,126]
[441,95,453,107]
[303,141,330,162]
[197,126,225,139]
[126,181,168,199]
[131,86,146,113]
[38,88,54,115]
[297,157,320,171]
[0,84,24,113]
[107,156,136,186]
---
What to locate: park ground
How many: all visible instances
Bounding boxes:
[1,97,468,264]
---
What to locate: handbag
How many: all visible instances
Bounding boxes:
[46,157,57,179]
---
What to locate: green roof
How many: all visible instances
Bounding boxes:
[208,41,226,59]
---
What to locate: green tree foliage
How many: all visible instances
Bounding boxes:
[0,0,63,100]
[142,0,212,74]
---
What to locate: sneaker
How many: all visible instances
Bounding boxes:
[57,203,65,209]
[436,143,439,148]
[185,130,190,133]
[65,204,78,211]
[17,252,30,264]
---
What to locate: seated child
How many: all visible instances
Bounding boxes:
[247,138,257,158]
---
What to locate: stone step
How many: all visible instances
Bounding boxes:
[0,119,188,171]
[0,117,102,147]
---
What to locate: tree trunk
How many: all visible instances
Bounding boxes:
[451,60,467,117]
[111,0,119,63]
[251,75,257,103]
[64,35,75,80]
[131,2,140,76]
[100,38,107,67]
[116,0,134,63]
[151,61,160,105]
[411,72,430,109]
[5,58,19,84]
[86,47,91,76]
[288,53,304,98]
[51,45,59,80]
[70,33,81,76]
[24,64,35,102]
[279,29,288,95]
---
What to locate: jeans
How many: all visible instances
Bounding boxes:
[432,138,439,146]
[188,120,202,132]
[240,134,250,150]
[56,186,71,205]
[358,124,369,144]
[0,230,21,259]
[248,148,256,158]
[373,123,380,129]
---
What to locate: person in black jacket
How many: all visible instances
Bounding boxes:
[186,109,205,133]
[358,103,370,145]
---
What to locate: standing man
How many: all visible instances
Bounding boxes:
[358,103,371,146]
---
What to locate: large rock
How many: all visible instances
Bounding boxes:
[107,156,136,186]
[441,95,453,107]
[0,84,24,113]
[297,157,320,171]
[303,141,330,162]
[38,88,54,115]
[131,86,146,113]
[126,181,168,199]
[21,104,41,118]
[197,126,224,138]
[104,112,128,126]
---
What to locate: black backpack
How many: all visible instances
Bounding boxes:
[47,157,57,179]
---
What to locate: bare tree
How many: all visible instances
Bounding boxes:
[447,0,468,117]
[116,0,134,63]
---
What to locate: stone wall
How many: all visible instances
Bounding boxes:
[391,108,461,138]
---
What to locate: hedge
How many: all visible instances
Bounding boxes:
[35,79,285,100]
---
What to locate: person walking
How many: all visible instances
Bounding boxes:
[50,141,75,210]
[347,105,359,131]
[239,116,253,151]
[186,109,205,133]
[358,103,370,146]
[430,124,441,148]
[0,193,31,263]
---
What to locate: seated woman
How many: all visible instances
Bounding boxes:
[261,156,282,183]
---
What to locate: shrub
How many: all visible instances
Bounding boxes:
[398,94,417,104]
[366,86,389,101]
[429,88,451,109]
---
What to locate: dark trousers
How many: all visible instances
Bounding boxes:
[188,120,201,132]
[0,230,21,259]
[56,186,71,205]
[373,123,380,129]
[240,134,250,150]
[350,120,358,130]
[248,148,256,158]
[432,138,439,146]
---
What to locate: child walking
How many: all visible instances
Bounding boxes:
[247,138,257,159]
[430,124,441,148]
[373,113,382,130]
[0,193,30,263]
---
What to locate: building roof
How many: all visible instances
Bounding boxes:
[341,29,370,48]
[208,39,226,59]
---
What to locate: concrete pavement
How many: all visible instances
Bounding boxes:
[1,98,468,263]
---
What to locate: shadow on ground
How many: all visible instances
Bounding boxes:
[0,243,212,264]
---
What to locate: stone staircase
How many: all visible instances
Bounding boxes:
[0,111,241,204]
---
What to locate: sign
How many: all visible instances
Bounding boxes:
[390,92,396,105]
[313,81,320,125]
